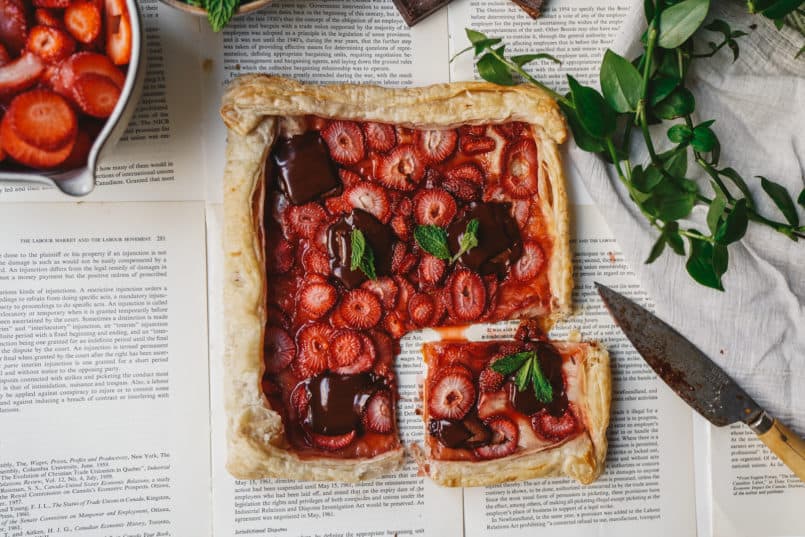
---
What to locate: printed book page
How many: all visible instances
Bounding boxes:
[0,0,208,204]
[0,202,211,536]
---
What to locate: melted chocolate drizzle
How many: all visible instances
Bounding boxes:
[327,209,395,289]
[303,372,386,436]
[271,131,342,205]
[509,341,568,417]
[447,202,523,276]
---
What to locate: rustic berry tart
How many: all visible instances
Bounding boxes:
[221,75,609,483]
[413,321,609,486]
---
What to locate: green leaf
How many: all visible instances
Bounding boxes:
[511,53,561,66]
[719,168,754,209]
[600,49,643,113]
[667,124,693,144]
[654,88,695,119]
[350,229,377,280]
[661,147,689,178]
[559,101,607,153]
[714,198,748,244]
[473,38,503,55]
[658,0,711,49]
[490,351,532,375]
[414,225,451,260]
[727,39,740,62]
[797,188,805,209]
[707,191,727,234]
[632,163,664,193]
[477,53,514,85]
[796,45,805,60]
[645,233,667,263]
[567,75,616,139]
[686,234,724,290]
[712,244,729,279]
[704,18,731,38]
[514,359,533,392]
[531,356,554,403]
[452,218,480,263]
[762,0,803,19]
[691,125,717,152]
[760,176,800,226]
[206,0,239,32]
[646,181,697,222]
[644,0,655,22]
[650,76,682,105]
[466,29,488,44]
[665,222,686,255]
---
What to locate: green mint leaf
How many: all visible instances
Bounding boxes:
[473,38,503,56]
[452,218,480,263]
[205,0,239,32]
[567,75,616,139]
[712,243,729,279]
[350,229,377,280]
[667,124,693,144]
[797,188,805,209]
[511,53,561,66]
[600,49,643,113]
[665,222,686,255]
[714,198,748,244]
[414,225,451,260]
[657,0,711,49]
[477,53,514,85]
[531,355,554,403]
[490,351,532,375]
[466,28,488,45]
[514,359,533,392]
[685,232,725,291]
[644,181,697,223]
[645,233,667,264]
[760,176,800,227]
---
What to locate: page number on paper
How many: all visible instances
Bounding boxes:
[156,235,166,242]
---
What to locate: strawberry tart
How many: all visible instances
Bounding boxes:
[221,75,610,484]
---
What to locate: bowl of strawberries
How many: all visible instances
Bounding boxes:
[0,0,143,196]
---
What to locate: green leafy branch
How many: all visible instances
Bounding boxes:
[490,350,553,403]
[459,0,805,291]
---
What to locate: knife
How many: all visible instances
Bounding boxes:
[595,282,805,482]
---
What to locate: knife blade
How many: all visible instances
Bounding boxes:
[595,282,805,482]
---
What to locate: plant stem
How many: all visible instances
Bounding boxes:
[485,48,571,107]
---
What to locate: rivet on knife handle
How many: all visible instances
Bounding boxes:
[749,412,805,482]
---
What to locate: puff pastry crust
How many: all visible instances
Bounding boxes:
[221,75,582,482]
[413,342,610,487]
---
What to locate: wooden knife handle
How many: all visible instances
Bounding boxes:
[751,412,805,482]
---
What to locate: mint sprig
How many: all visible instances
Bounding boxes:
[491,350,553,403]
[414,218,480,263]
[350,229,377,280]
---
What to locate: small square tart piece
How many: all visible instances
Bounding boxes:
[221,75,574,482]
[414,334,610,487]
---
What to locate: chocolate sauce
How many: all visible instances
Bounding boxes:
[271,131,341,205]
[447,202,523,276]
[304,372,383,436]
[428,414,492,449]
[327,209,395,289]
[508,341,568,417]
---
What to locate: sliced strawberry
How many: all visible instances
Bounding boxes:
[27,26,76,65]
[329,330,363,370]
[460,135,496,155]
[494,122,529,140]
[361,276,398,310]
[309,429,356,451]
[390,214,411,241]
[383,311,406,339]
[264,326,295,374]
[105,0,132,65]
[408,293,435,327]
[390,242,408,274]
[370,330,395,368]
[57,52,126,94]
[338,289,381,330]
[428,371,476,420]
[512,199,530,230]
[34,8,64,29]
[34,0,70,7]
[417,254,445,286]
[413,188,457,227]
[5,89,77,151]
[449,269,486,322]
[429,363,473,388]
[344,183,390,223]
[532,408,579,442]
[72,73,121,118]
[445,162,484,185]
[0,0,28,54]
[298,281,337,319]
[364,121,396,153]
[268,238,294,274]
[501,138,539,198]
[290,384,310,420]
[442,176,481,202]
[285,202,327,239]
[334,333,375,374]
[376,144,424,191]
[512,241,545,281]
[0,44,9,66]
[58,126,93,169]
[416,128,457,163]
[474,416,519,459]
[64,2,102,45]
[460,125,487,137]
[478,367,505,393]
[363,389,394,433]
[261,373,280,397]
[294,323,333,378]
[0,54,45,96]
[338,168,362,187]
[0,118,74,168]
[300,246,330,276]
[321,120,365,165]
[393,275,415,311]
